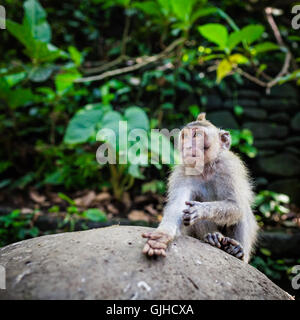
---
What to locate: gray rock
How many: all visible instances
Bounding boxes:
[291,112,300,131]
[269,84,298,99]
[257,150,276,157]
[205,95,223,110]
[238,99,259,108]
[268,179,300,206]
[242,108,267,120]
[255,177,269,187]
[257,153,300,177]
[238,90,261,99]
[0,226,292,300]
[260,98,298,111]
[285,146,300,156]
[254,139,284,150]
[243,122,288,139]
[269,113,290,124]
[285,136,300,146]
[207,111,239,129]
[224,100,234,109]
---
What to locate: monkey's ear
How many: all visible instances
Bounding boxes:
[220,130,231,150]
[197,112,206,121]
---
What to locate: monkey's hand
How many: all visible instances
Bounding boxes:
[142,231,173,257]
[182,201,203,226]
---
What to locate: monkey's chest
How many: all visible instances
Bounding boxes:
[194,181,218,202]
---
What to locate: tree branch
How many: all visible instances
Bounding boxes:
[75,38,185,83]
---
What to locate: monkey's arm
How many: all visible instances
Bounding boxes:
[142,171,192,256]
[183,199,242,227]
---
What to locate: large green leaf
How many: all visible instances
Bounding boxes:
[133,1,161,17]
[25,42,67,62]
[241,24,264,44]
[253,42,279,54]
[82,208,107,222]
[28,65,55,82]
[157,0,172,15]
[227,30,243,51]
[124,106,149,131]
[5,20,33,48]
[55,69,81,94]
[191,7,218,24]
[171,0,194,22]
[198,23,228,49]
[64,104,107,144]
[23,0,51,43]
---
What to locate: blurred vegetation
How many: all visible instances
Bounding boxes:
[1,0,300,296]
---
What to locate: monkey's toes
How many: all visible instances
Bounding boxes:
[204,232,223,248]
[223,242,244,260]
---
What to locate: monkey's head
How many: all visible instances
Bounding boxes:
[179,113,231,168]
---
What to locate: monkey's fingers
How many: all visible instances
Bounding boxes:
[142,232,152,239]
[148,240,167,249]
[154,249,167,256]
[185,201,195,207]
[142,243,151,254]
[148,248,154,256]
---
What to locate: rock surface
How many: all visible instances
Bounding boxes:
[0,226,293,300]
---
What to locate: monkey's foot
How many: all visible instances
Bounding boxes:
[204,232,223,249]
[141,231,173,257]
[222,237,244,260]
[204,233,244,260]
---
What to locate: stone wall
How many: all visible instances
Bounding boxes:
[203,82,300,205]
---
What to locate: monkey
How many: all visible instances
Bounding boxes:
[142,113,258,263]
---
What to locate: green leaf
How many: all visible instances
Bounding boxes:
[171,0,194,22]
[3,72,27,87]
[260,248,272,257]
[23,0,51,43]
[6,19,33,48]
[133,1,161,17]
[191,7,218,24]
[157,0,172,14]
[229,53,248,64]
[198,23,228,49]
[64,104,106,144]
[124,106,149,131]
[55,69,81,94]
[253,42,279,54]
[58,192,75,205]
[68,46,83,66]
[241,24,264,45]
[216,58,232,83]
[273,193,290,204]
[234,105,243,116]
[24,42,67,62]
[188,105,200,117]
[100,110,123,138]
[128,164,145,179]
[227,30,243,51]
[82,208,107,222]
[28,65,55,82]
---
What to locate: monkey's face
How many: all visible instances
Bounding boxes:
[180,125,231,167]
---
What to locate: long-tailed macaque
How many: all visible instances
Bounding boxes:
[142,113,258,262]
